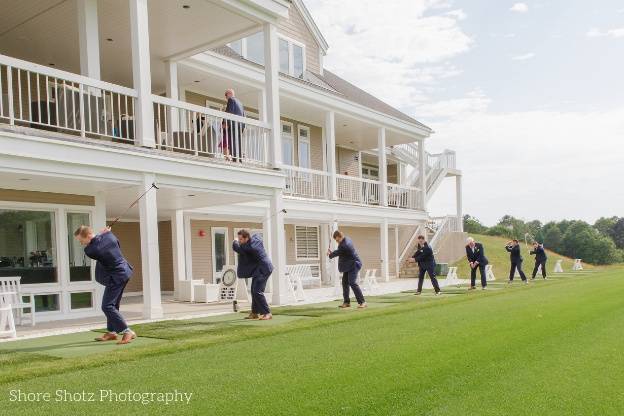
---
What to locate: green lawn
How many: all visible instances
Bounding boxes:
[1,267,622,415]
[451,233,592,278]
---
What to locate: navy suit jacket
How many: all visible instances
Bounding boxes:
[530,245,548,262]
[413,242,436,269]
[466,242,489,266]
[328,237,362,273]
[225,97,244,117]
[506,245,523,263]
[232,234,273,279]
[84,232,133,287]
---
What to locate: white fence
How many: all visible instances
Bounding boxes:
[336,175,380,206]
[0,55,137,143]
[283,166,329,199]
[387,184,423,210]
[152,95,270,167]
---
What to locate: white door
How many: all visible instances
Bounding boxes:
[211,228,229,283]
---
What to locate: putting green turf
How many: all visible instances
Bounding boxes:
[0,267,622,415]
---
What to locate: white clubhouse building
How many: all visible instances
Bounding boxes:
[0,0,464,322]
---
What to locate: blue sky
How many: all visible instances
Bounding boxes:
[307,0,624,225]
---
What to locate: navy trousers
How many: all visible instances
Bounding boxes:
[417,265,440,293]
[470,264,487,288]
[342,270,365,305]
[101,279,129,333]
[509,261,527,281]
[251,273,270,315]
[532,260,547,279]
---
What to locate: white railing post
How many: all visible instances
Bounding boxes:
[264,23,281,169]
[325,111,337,200]
[130,0,155,148]
[79,83,86,137]
[378,127,388,206]
[6,66,14,125]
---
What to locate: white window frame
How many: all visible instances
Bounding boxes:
[211,227,229,284]
[0,201,97,319]
[294,225,320,261]
[297,125,311,169]
[281,121,295,166]
[277,34,306,78]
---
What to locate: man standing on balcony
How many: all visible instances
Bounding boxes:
[530,241,548,280]
[466,237,489,290]
[506,239,528,284]
[233,229,273,320]
[222,88,245,162]
[409,235,441,295]
[327,230,367,309]
[74,226,136,344]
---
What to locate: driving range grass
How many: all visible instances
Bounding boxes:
[1,267,623,415]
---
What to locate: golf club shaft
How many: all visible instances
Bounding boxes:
[108,183,159,228]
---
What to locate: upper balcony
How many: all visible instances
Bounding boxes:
[0,0,289,169]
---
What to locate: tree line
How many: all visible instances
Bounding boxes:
[463,215,624,265]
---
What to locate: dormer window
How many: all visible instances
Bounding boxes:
[278,36,305,78]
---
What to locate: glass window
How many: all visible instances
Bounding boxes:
[279,38,290,73]
[0,210,57,284]
[229,39,242,55]
[67,212,92,282]
[34,294,60,312]
[70,292,93,310]
[298,127,311,169]
[293,44,304,78]
[246,32,264,65]
[295,226,320,260]
[282,138,294,166]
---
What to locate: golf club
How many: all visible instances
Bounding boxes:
[108,183,160,228]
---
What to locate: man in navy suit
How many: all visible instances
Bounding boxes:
[408,235,441,295]
[223,88,245,162]
[327,230,367,309]
[530,242,548,280]
[233,229,273,320]
[506,239,528,284]
[74,226,135,344]
[466,237,489,290]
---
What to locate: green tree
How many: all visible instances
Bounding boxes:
[543,225,562,253]
[610,218,624,249]
[594,216,619,237]
[463,214,488,234]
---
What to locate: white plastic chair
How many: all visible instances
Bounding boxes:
[485,265,496,281]
[0,277,35,326]
[572,259,583,271]
[360,269,380,294]
[0,304,16,339]
[553,260,564,273]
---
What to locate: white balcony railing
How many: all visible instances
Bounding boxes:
[336,175,380,206]
[387,184,423,210]
[283,166,329,199]
[152,95,270,167]
[0,54,137,143]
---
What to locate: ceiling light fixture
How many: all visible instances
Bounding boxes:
[183,5,190,9]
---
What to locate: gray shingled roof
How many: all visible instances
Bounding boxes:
[210,46,431,132]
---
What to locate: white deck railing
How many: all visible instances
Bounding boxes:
[387,183,423,210]
[0,54,137,143]
[152,95,270,167]
[336,175,380,206]
[283,166,329,199]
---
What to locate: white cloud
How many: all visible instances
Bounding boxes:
[511,52,536,61]
[427,105,624,225]
[587,27,624,38]
[306,0,472,104]
[510,3,529,13]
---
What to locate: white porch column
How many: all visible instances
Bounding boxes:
[319,223,330,283]
[418,139,427,210]
[263,23,281,168]
[257,89,267,123]
[130,0,155,148]
[269,190,286,305]
[378,127,388,206]
[77,0,100,80]
[456,175,463,231]
[330,219,339,287]
[165,60,179,134]
[171,210,186,299]
[139,173,163,318]
[93,192,106,308]
[325,111,337,200]
[380,218,389,282]
[394,226,400,278]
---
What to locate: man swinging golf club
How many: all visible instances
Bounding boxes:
[75,226,136,344]
[327,230,367,309]
[408,235,441,295]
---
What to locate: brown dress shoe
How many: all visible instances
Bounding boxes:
[117,330,136,345]
[245,313,259,320]
[95,332,118,342]
[357,303,368,309]
[338,303,351,309]
[258,313,273,320]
